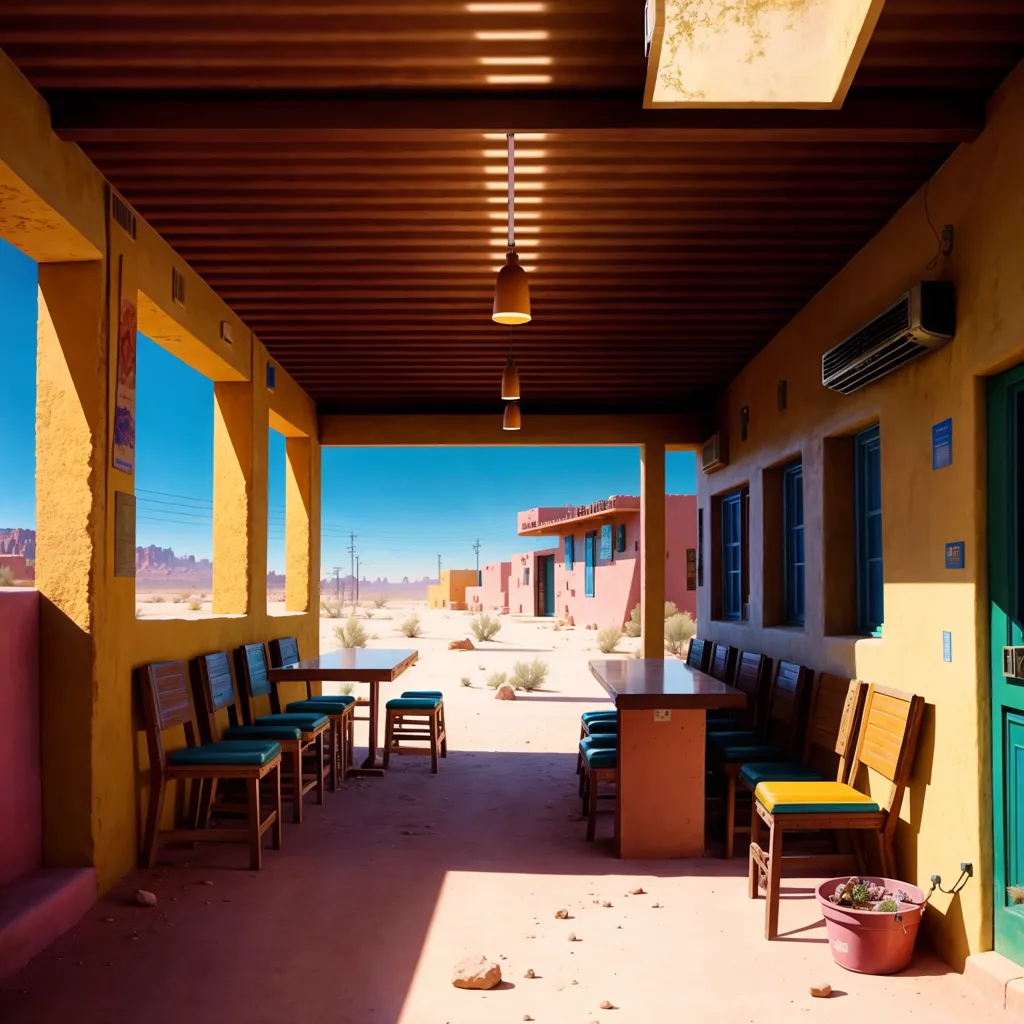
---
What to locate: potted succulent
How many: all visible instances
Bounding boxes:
[815,876,928,975]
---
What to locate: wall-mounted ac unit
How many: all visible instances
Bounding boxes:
[822,281,955,395]
[701,432,728,474]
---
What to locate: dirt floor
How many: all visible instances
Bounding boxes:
[0,604,1004,1023]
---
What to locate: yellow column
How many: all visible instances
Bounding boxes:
[35,260,107,868]
[285,435,312,612]
[212,382,253,614]
[641,441,666,658]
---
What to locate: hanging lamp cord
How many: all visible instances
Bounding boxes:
[508,325,514,362]
[507,131,516,251]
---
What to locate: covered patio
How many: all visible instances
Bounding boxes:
[1,1,1024,1020]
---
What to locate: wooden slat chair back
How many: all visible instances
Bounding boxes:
[732,651,771,729]
[710,643,737,684]
[137,659,283,869]
[686,637,712,673]
[801,675,868,783]
[234,642,278,721]
[269,636,300,669]
[763,661,812,758]
[190,651,245,742]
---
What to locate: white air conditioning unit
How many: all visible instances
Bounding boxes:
[822,281,955,395]
[701,432,728,474]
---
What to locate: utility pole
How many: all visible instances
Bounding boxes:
[332,566,342,602]
[347,532,357,611]
[355,556,360,607]
[473,538,481,585]
[437,553,442,585]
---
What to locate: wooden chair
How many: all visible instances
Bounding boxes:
[269,635,356,779]
[579,741,618,842]
[233,643,329,822]
[709,660,812,858]
[709,642,738,684]
[748,683,925,939]
[708,650,771,733]
[382,693,446,773]
[686,637,713,673]
[137,660,283,870]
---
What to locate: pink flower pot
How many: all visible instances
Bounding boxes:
[815,877,926,975]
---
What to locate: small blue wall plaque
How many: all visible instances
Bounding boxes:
[932,418,952,469]
[942,631,952,663]
[945,541,965,569]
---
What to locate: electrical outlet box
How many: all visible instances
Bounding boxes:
[653,709,671,723]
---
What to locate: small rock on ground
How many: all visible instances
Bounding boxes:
[495,682,516,700]
[451,954,502,990]
[810,983,832,998]
[555,908,569,919]
[133,890,157,908]
[599,999,615,1009]
[524,969,536,979]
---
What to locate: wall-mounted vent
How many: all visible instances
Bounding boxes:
[822,281,955,395]
[110,192,136,240]
[701,432,728,474]
[171,267,186,306]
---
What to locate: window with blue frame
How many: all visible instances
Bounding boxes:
[599,523,613,560]
[524,566,530,586]
[616,523,626,553]
[782,461,805,625]
[584,531,596,598]
[855,425,883,635]
[720,489,745,620]
[564,535,574,570]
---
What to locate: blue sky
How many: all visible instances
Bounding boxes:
[0,237,695,578]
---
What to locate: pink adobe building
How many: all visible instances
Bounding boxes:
[466,494,697,629]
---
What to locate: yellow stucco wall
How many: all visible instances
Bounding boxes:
[698,62,1024,968]
[0,49,322,894]
[428,570,481,609]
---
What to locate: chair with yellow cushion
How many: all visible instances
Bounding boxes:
[748,683,924,939]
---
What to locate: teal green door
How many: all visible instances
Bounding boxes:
[989,362,1024,963]
[536,555,555,616]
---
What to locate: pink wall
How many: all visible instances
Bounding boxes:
[0,589,42,885]
[466,561,511,613]
[509,496,698,629]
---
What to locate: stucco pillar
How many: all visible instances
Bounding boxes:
[285,435,312,612]
[35,260,107,868]
[641,441,666,657]
[212,382,253,614]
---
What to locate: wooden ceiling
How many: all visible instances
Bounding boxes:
[1,1,1023,416]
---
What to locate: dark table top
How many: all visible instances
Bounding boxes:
[588,658,747,711]
[267,648,419,682]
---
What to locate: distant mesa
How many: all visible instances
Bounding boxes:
[0,527,36,561]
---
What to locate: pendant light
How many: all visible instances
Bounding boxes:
[492,132,531,325]
[501,326,520,401]
[502,401,521,431]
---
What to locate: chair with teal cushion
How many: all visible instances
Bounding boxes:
[711,658,807,859]
[383,692,447,773]
[138,660,283,871]
[580,742,618,843]
[223,724,302,743]
[269,636,356,779]
[738,761,823,789]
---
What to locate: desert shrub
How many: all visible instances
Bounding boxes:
[511,658,549,691]
[372,595,388,608]
[460,676,472,687]
[399,615,422,638]
[664,611,697,656]
[339,683,355,696]
[597,625,623,654]
[0,565,14,587]
[486,671,507,689]
[664,600,678,619]
[187,598,202,611]
[478,664,486,671]
[320,600,343,619]
[173,591,191,604]
[470,613,502,642]
[150,595,166,603]
[364,609,375,619]
[335,617,369,648]
[625,604,641,638]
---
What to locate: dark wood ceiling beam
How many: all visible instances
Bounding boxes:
[49,90,984,143]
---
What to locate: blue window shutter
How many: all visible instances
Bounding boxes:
[565,535,574,571]
[600,524,612,560]
[782,461,805,626]
[721,491,743,620]
[855,425,883,635]
[616,524,626,552]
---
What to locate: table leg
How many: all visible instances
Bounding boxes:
[347,679,386,778]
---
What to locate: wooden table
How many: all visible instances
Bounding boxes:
[588,658,746,859]
[268,649,418,777]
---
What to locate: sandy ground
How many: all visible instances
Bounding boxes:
[0,604,1003,1023]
